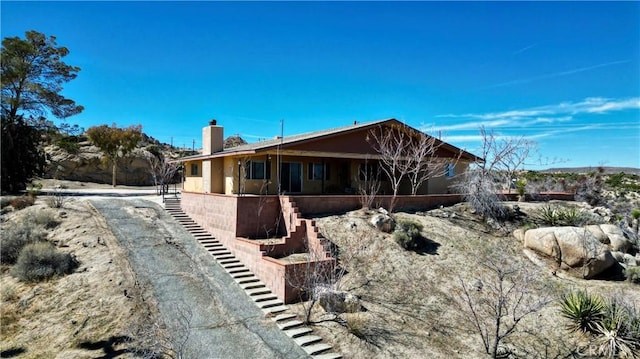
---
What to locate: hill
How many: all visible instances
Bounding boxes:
[543,166,640,175]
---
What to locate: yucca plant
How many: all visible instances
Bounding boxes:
[560,291,605,334]
[593,299,640,358]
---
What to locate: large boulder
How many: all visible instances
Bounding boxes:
[600,224,631,252]
[314,286,361,314]
[522,226,616,279]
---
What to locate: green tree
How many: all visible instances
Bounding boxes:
[1,30,83,193]
[86,124,142,187]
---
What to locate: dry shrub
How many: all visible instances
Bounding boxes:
[0,223,46,264]
[12,242,77,282]
[32,209,60,229]
[10,196,35,210]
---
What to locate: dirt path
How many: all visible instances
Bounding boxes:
[89,198,308,359]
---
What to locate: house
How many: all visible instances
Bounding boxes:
[181,118,478,197]
[176,118,480,303]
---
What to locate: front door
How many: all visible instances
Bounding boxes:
[280,162,302,193]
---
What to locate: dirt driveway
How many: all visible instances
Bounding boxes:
[90,198,308,359]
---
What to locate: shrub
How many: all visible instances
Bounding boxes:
[0,223,46,264]
[560,290,605,334]
[54,136,80,153]
[345,313,367,339]
[624,267,640,284]
[535,205,589,227]
[32,210,60,229]
[394,219,423,250]
[12,242,77,282]
[515,179,527,196]
[10,196,35,210]
[46,191,68,209]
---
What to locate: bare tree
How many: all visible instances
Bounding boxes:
[455,127,538,221]
[145,149,179,195]
[404,132,462,196]
[355,157,381,210]
[458,249,551,358]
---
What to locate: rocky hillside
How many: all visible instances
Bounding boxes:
[43,134,190,186]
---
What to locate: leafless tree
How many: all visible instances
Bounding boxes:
[404,132,462,195]
[355,157,381,210]
[457,249,552,359]
[145,150,179,195]
[455,127,538,221]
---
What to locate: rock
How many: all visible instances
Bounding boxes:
[612,251,625,263]
[600,224,631,252]
[513,228,525,242]
[523,226,616,279]
[377,207,389,215]
[585,225,609,244]
[315,286,361,314]
[370,214,395,233]
[623,253,637,267]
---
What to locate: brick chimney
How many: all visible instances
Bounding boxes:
[202,119,223,154]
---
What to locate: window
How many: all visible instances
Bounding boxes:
[190,163,199,176]
[308,163,330,180]
[245,161,270,180]
[445,163,455,178]
[359,162,381,181]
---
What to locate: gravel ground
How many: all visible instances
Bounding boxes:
[90,198,308,359]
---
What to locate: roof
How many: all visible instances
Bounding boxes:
[178,118,481,162]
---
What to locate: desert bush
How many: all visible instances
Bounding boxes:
[560,290,605,334]
[32,210,60,229]
[535,205,589,227]
[54,135,80,153]
[575,168,605,207]
[12,242,77,282]
[10,196,35,210]
[0,223,46,264]
[1,284,17,302]
[393,219,423,250]
[45,190,68,209]
[624,267,640,284]
[515,178,527,196]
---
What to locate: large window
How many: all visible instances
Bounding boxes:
[190,163,199,176]
[245,161,270,180]
[308,163,330,180]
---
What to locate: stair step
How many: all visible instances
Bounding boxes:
[219,258,240,265]
[226,267,249,274]
[303,344,332,356]
[273,313,297,322]
[246,287,271,296]
[255,299,284,308]
[231,272,255,279]
[222,262,244,269]
[283,327,313,338]
[238,280,264,288]
[252,293,278,302]
[294,335,322,347]
[261,305,289,314]
[213,254,235,260]
[276,320,303,330]
[312,353,342,359]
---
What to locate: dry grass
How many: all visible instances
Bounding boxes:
[303,201,640,358]
[0,199,155,358]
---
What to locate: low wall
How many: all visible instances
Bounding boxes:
[290,194,465,215]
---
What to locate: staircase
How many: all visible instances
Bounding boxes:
[163,197,342,359]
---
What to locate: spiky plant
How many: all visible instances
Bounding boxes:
[593,300,639,358]
[560,291,605,334]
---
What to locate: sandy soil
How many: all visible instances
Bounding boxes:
[1,197,155,358]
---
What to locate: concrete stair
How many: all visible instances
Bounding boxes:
[164,197,342,359]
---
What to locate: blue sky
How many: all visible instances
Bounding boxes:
[2,1,639,169]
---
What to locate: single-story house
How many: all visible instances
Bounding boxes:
[180,118,479,197]
[174,119,481,303]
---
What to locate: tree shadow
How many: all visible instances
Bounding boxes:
[78,335,161,359]
[0,348,26,358]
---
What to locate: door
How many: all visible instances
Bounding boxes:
[280,162,302,193]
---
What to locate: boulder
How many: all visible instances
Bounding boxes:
[623,253,637,267]
[315,287,361,314]
[611,251,626,263]
[523,226,616,279]
[585,225,609,244]
[370,214,395,233]
[513,228,525,242]
[600,224,631,252]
